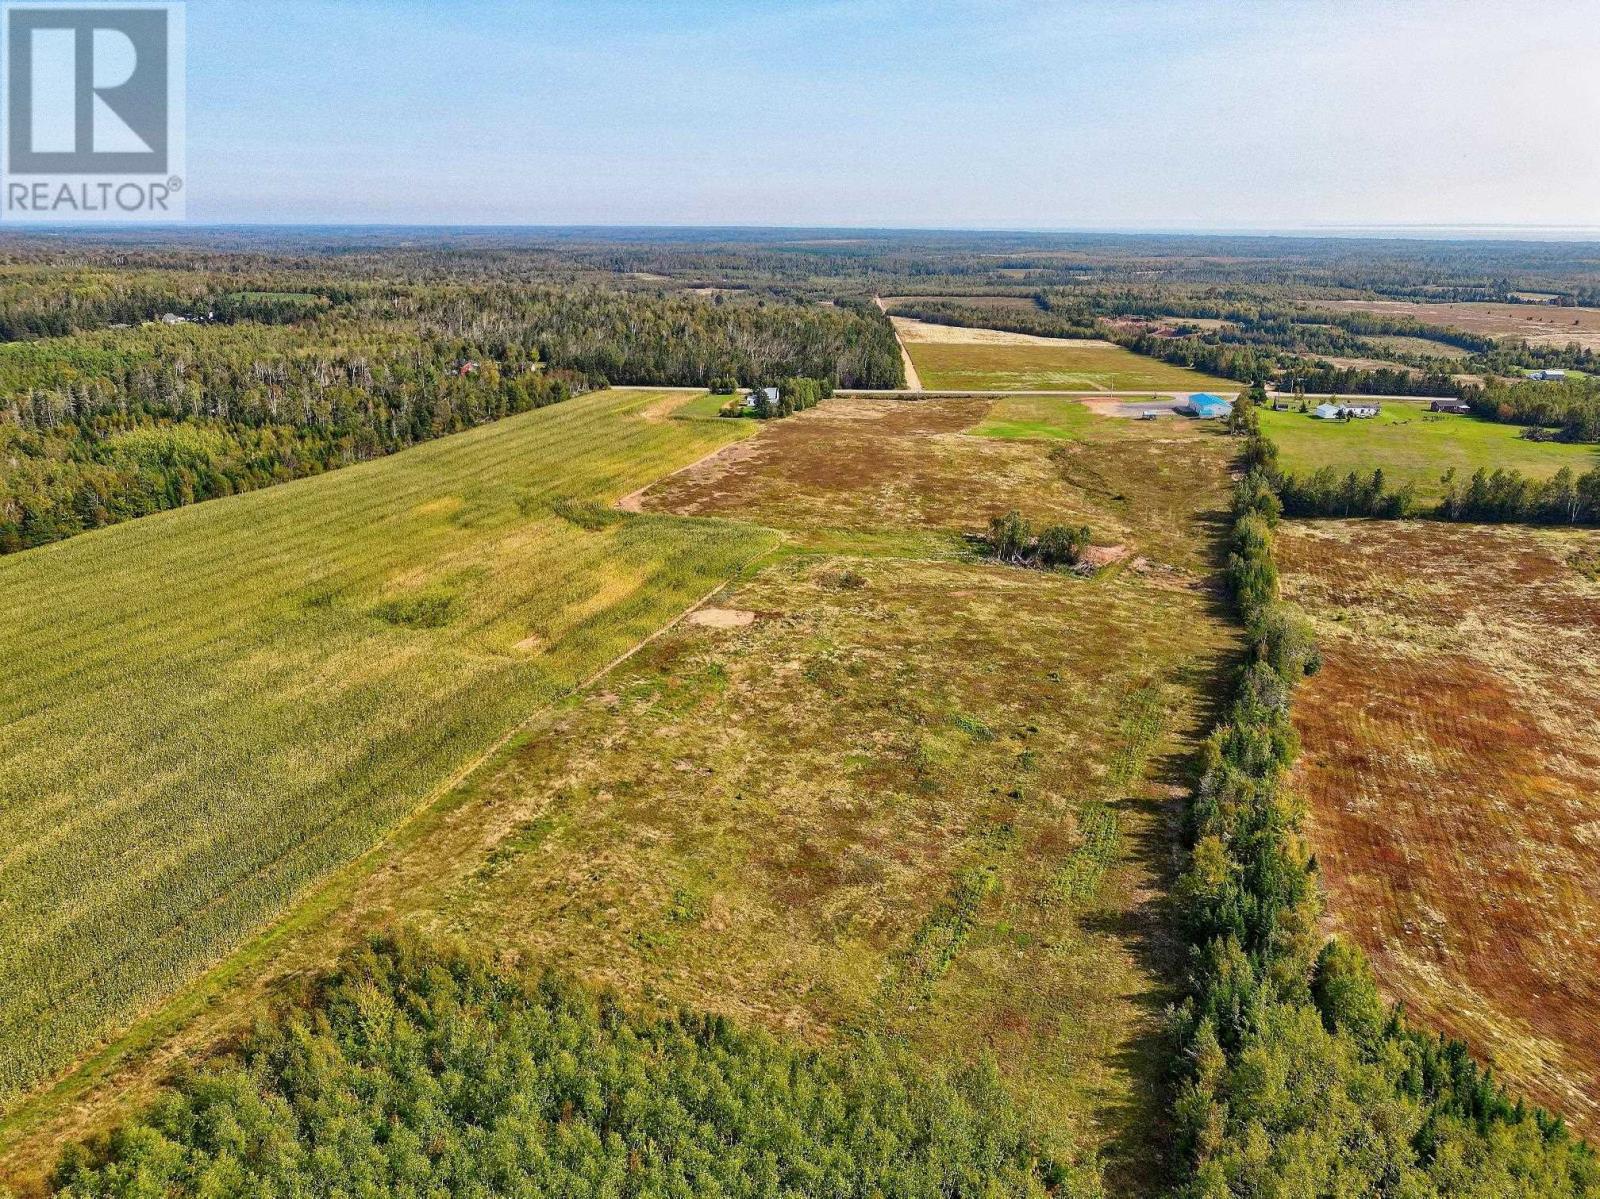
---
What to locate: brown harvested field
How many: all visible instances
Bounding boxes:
[1319,298,1600,349]
[1279,520,1600,1137]
[636,395,1234,570]
[891,315,1119,348]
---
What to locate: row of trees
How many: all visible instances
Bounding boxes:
[48,934,1090,1198]
[1276,464,1600,526]
[1169,448,1599,1195]
[742,375,832,420]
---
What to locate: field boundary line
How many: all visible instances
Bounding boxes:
[874,296,924,392]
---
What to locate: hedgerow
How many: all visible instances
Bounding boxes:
[1168,430,1599,1196]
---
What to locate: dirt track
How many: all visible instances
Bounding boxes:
[874,297,923,390]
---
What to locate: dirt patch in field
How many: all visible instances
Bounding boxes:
[892,316,1118,349]
[1280,520,1600,1136]
[686,607,755,628]
[1081,544,1130,569]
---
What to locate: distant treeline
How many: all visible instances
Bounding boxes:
[1169,437,1599,1195]
[7,227,1600,311]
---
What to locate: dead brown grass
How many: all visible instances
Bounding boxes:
[1280,520,1600,1137]
[636,395,1234,572]
[1320,299,1600,350]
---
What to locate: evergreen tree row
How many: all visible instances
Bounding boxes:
[1169,431,1598,1196]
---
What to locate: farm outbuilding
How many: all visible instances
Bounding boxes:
[1314,402,1380,419]
[1182,393,1232,418]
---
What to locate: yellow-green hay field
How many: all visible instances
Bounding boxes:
[0,389,774,1108]
[901,339,1238,393]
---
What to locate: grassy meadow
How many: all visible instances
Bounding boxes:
[0,389,775,1109]
[1260,399,1600,498]
[901,337,1238,393]
[1,395,1238,1198]
[971,394,1103,440]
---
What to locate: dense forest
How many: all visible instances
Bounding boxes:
[0,269,903,551]
[1169,439,1599,1196]
[46,935,1083,1199]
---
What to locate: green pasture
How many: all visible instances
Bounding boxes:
[1260,399,1600,498]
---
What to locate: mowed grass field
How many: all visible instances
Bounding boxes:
[893,319,1238,393]
[0,389,775,1110]
[1279,521,1600,1138]
[0,395,1238,1198]
[1260,400,1600,499]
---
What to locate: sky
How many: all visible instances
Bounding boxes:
[182,0,1600,230]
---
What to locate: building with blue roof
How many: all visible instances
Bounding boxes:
[1182,393,1233,419]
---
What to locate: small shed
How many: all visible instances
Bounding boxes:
[1183,393,1232,419]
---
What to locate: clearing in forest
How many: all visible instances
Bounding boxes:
[0,388,773,1112]
[891,317,1239,393]
[0,395,1238,1199]
[1279,520,1600,1139]
[1318,298,1600,350]
[1259,399,1600,499]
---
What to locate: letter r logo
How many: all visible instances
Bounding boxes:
[6,6,168,173]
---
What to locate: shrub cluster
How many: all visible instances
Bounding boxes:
[48,935,1090,1199]
[981,509,1092,570]
[1170,437,1599,1196]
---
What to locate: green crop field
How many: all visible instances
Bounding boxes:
[1259,399,1600,498]
[0,389,775,1108]
[902,338,1239,393]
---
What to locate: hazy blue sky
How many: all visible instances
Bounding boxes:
[187,0,1600,229]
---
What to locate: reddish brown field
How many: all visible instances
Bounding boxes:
[1320,298,1600,350]
[1279,521,1600,1137]
[639,395,1232,570]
